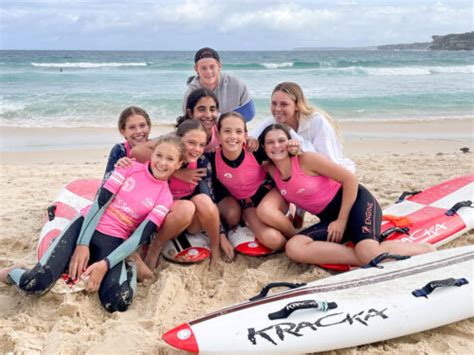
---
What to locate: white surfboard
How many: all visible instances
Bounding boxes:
[163,246,474,353]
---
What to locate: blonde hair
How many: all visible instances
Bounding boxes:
[153,134,185,162]
[272,82,342,141]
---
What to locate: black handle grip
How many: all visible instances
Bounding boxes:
[380,226,410,242]
[445,200,472,216]
[249,282,307,301]
[362,252,411,269]
[47,205,57,221]
[412,277,469,298]
[396,191,421,203]
[268,300,337,320]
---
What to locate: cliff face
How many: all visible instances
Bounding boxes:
[377,42,430,50]
[377,32,474,51]
[430,32,474,50]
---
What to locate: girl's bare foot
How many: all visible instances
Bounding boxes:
[129,252,154,282]
[0,264,26,284]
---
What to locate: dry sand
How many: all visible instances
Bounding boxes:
[0,119,473,354]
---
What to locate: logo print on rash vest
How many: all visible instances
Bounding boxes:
[224,173,233,179]
[143,197,154,208]
[296,188,306,194]
[281,189,287,196]
[122,177,136,192]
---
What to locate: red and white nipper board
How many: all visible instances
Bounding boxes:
[228,226,272,256]
[37,179,101,260]
[162,226,272,263]
[321,174,474,271]
[162,231,211,263]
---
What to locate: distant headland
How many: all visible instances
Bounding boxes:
[377,32,473,51]
[295,32,473,51]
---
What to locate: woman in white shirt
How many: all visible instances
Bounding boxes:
[253,82,355,231]
[251,81,354,172]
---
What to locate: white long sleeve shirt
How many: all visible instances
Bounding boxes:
[250,113,355,173]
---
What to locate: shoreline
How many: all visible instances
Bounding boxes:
[1,118,472,164]
[1,117,473,154]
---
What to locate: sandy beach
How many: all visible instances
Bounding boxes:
[0,119,473,354]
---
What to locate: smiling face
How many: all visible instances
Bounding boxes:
[188,96,219,133]
[263,129,291,162]
[120,114,151,147]
[150,142,183,180]
[217,114,247,156]
[194,58,221,90]
[270,91,299,130]
[181,129,207,163]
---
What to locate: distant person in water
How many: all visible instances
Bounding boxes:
[183,47,256,122]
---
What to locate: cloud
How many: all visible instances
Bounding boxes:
[218,4,340,32]
[153,0,223,25]
[0,0,472,49]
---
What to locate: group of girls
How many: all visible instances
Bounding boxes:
[0,82,433,313]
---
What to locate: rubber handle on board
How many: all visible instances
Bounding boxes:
[249,282,307,301]
[47,205,57,221]
[445,200,472,216]
[362,253,411,269]
[412,278,469,298]
[380,226,410,242]
[395,190,421,204]
[268,300,337,320]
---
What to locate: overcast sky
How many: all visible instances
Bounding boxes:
[1,0,472,50]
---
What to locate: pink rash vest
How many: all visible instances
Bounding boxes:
[274,156,341,215]
[83,161,173,239]
[169,161,198,199]
[215,149,266,200]
[205,125,221,153]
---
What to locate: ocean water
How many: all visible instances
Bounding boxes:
[0,50,473,129]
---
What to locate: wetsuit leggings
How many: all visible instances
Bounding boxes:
[8,216,137,313]
[299,185,382,245]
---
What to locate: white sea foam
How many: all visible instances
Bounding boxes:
[0,101,25,115]
[31,62,148,68]
[261,62,294,69]
[365,65,474,76]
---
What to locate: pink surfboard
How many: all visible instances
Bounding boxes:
[37,179,101,260]
[321,174,474,271]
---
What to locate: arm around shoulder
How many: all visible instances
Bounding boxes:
[130,140,155,163]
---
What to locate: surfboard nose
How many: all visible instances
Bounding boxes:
[162,323,199,353]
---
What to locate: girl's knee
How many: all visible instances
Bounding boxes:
[172,200,196,224]
[259,230,286,251]
[285,237,308,262]
[221,206,241,227]
[18,265,55,295]
[99,284,133,313]
[193,195,218,215]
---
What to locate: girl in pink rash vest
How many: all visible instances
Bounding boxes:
[143,120,235,270]
[207,112,287,252]
[258,123,433,266]
[0,136,184,313]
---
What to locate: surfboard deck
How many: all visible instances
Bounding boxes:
[321,174,474,271]
[162,245,474,353]
[36,179,101,294]
[37,178,102,260]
